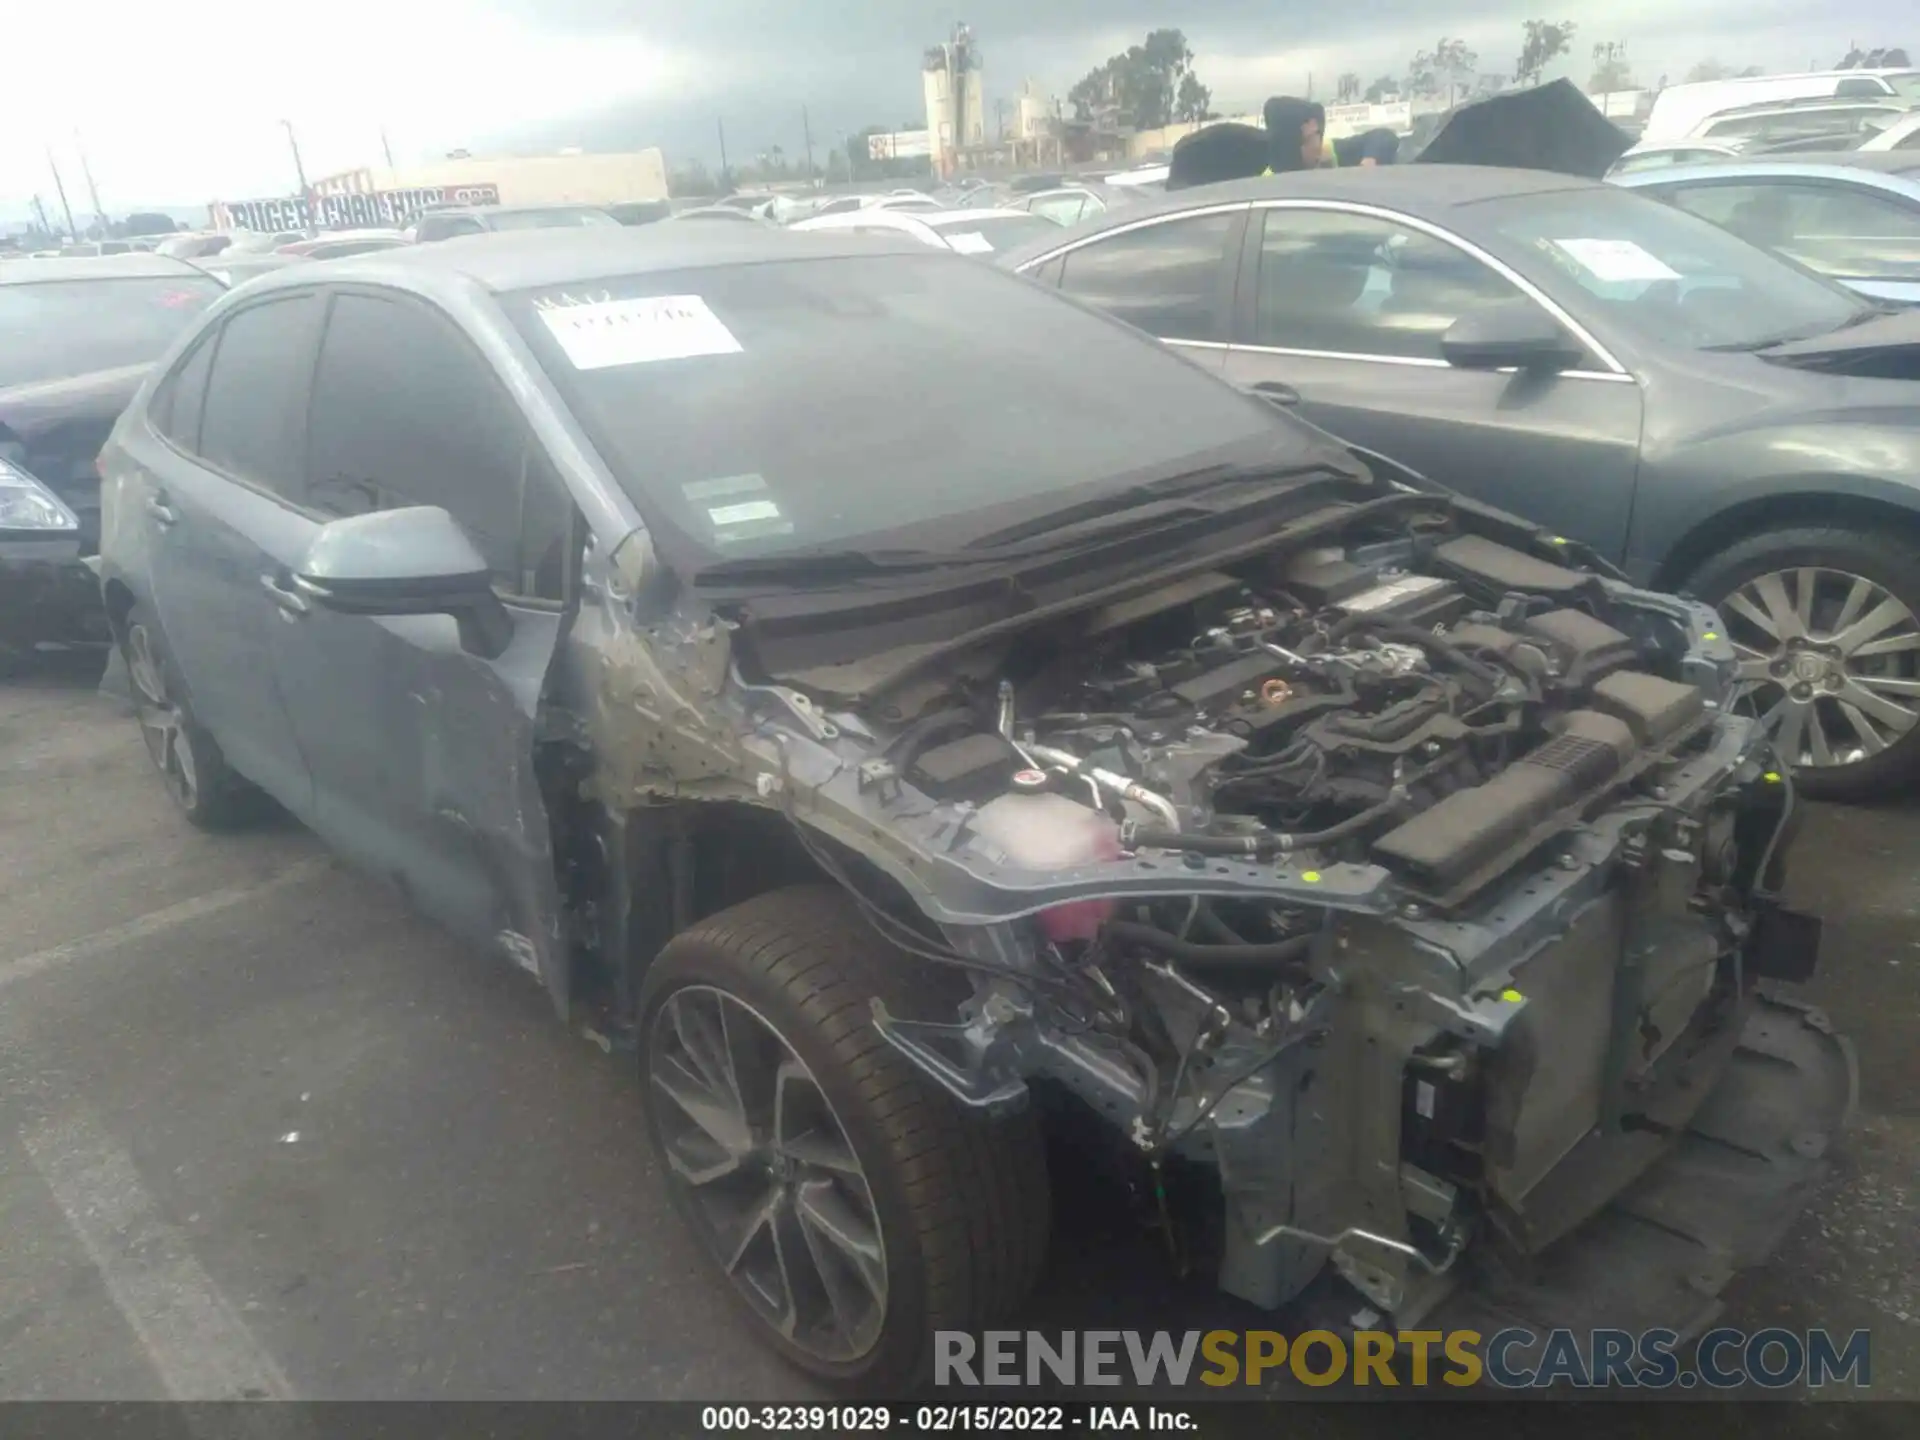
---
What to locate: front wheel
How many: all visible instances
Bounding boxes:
[1685,525,1920,801]
[638,885,1050,1389]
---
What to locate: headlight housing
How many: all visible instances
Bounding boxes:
[0,454,81,533]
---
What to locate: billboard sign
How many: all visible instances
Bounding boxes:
[216,184,502,232]
[866,130,933,160]
[1324,101,1414,137]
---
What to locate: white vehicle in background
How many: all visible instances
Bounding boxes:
[1642,68,1920,142]
[790,206,1063,254]
[1861,109,1920,151]
[1610,140,1748,176]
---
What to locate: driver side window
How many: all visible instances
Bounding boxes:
[1251,209,1545,361]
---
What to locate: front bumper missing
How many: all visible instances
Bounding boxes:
[1422,990,1856,1345]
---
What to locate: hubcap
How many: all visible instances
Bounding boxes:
[126,624,199,810]
[1723,567,1920,770]
[648,986,887,1363]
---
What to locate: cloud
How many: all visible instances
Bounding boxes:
[2,0,1908,218]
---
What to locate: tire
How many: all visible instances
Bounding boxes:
[1682,524,1920,802]
[638,884,1050,1390]
[119,603,264,829]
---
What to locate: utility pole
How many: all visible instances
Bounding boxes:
[716,117,731,191]
[801,104,816,181]
[281,119,312,225]
[73,131,107,234]
[46,148,77,240]
[380,127,396,169]
[30,194,53,239]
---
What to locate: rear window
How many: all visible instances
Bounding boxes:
[0,277,224,390]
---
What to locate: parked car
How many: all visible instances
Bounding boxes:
[1003,182,1157,227]
[1859,109,1920,152]
[790,206,1061,254]
[606,199,673,226]
[0,255,224,667]
[1642,69,1920,142]
[155,232,236,260]
[665,205,776,225]
[1609,140,1749,176]
[1000,166,1920,796]
[1686,99,1911,153]
[94,222,1845,1385]
[1615,155,1920,305]
[278,229,411,260]
[412,204,620,242]
[206,252,307,286]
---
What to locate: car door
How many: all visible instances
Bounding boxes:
[1652,176,1920,305]
[135,292,324,812]
[1034,206,1250,374]
[267,285,577,1008]
[1219,204,1646,560]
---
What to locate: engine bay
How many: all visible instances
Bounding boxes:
[883,528,1718,912]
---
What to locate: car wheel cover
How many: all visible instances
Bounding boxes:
[649,984,888,1363]
[126,623,199,809]
[1723,566,1920,769]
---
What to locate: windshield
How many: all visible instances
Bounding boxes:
[489,208,619,231]
[0,276,224,389]
[926,214,1061,252]
[505,254,1291,565]
[1884,72,1920,102]
[1472,187,1869,350]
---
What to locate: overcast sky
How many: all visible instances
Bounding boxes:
[2,1,1909,219]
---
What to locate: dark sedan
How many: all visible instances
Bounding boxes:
[999,166,1920,798]
[0,255,225,666]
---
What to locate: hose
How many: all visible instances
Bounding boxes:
[883,706,976,772]
[1126,793,1405,858]
[1102,921,1313,970]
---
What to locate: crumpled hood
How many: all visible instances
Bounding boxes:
[1411,79,1631,179]
[0,364,151,441]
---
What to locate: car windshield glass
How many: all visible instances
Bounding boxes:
[505,253,1289,564]
[0,276,224,389]
[1473,187,1869,350]
[1884,72,1920,102]
[925,214,1061,252]
[488,208,617,230]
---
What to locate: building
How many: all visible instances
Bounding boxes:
[309,150,669,207]
[923,24,986,178]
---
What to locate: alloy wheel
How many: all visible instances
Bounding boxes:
[1722,566,1920,770]
[126,623,199,811]
[648,985,888,1364]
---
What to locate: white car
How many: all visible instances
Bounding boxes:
[790,206,1064,254]
[1861,109,1920,152]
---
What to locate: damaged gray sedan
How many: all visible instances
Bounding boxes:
[95,225,1853,1387]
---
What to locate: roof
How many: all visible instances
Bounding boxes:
[0,253,217,286]
[1103,165,1599,218]
[262,224,925,294]
[1613,154,1920,187]
[423,201,612,218]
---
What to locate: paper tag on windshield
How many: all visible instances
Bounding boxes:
[945,231,994,255]
[1549,238,1680,283]
[537,294,742,369]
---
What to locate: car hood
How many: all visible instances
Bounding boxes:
[1758,308,1920,379]
[0,364,151,439]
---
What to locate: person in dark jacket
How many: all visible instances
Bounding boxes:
[1262,96,1326,172]
[1332,127,1401,167]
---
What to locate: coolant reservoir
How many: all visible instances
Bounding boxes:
[971,793,1123,942]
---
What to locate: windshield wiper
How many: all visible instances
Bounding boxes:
[692,548,1006,587]
[1705,304,1895,352]
[963,462,1325,550]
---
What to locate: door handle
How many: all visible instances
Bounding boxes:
[146,495,178,527]
[260,572,310,618]
[1250,381,1301,406]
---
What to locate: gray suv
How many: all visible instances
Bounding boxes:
[96,226,1848,1387]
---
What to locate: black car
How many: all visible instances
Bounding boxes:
[0,255,225,667]
[1000,165,1920,798]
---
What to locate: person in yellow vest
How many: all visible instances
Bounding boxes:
[1261,97,1327,174]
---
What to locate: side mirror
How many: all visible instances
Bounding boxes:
[1441,302,1586,373]
[293,506,513,659]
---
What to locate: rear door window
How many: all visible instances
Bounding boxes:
[1055,211,1241,342]
[196,294,320,499]
[1663,180,1920,281]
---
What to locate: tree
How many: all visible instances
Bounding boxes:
[1069,27,1207,130]
[1336,72,1362,102]
[1685,58,1731,82]
[1590,41,1633,93]
[1363,74,1401,104]
[1174,70,1214,123]
[1409,37,1478,106]
[1514,19,1576,86]
[1839,45,1911,68]
[668,161,717,197]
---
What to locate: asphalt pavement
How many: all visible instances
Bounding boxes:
[1,653,1915,1403]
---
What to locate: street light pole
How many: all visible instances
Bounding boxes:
[45,148,78,240]
[281,119,312,223]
